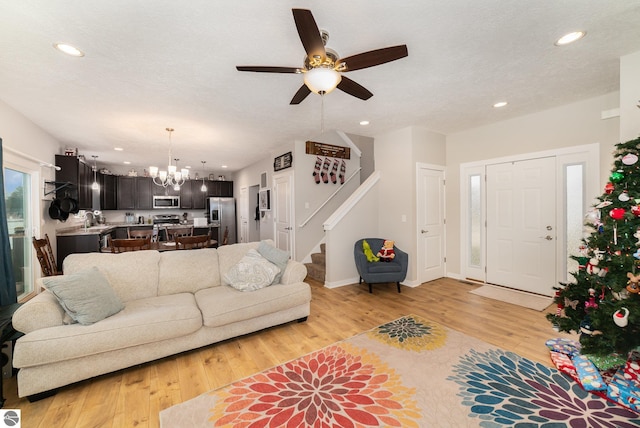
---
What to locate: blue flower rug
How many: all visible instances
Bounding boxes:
[160,315,640,427]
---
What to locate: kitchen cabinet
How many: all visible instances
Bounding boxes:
[153,181,179,196]
[136,177,153,210]
[55,155,93,210]
[179,180,194,209]
[116,177,136,210]
[205,180,233,198]
[56,231,113,271]
[99,173,118,210]
[117,176,153,210]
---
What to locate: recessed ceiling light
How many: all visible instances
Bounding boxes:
[493,101,508,108]
[221,165,228,169]
[555,31,586,46]
[123,161,131,165]
[114,147,124,151]
[359,120,370,126]
[53,43,84,57]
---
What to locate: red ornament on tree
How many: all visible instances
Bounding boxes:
[632,205,640,217]
[609,208,626,220]
[604,182,615,194]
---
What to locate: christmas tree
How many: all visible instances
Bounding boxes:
[548,136,640,356]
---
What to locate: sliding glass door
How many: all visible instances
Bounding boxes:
[3,166,34,300]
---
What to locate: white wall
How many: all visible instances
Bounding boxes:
[0,99,61,242]
[324,180,379,288]
[294,131,361,261]
[620,50,640,142]
[445,92,620,277]
[373,126,446,283]
[233,145,293,242]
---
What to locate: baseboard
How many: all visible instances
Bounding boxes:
[323,277,360,289]
[446,272,463,281]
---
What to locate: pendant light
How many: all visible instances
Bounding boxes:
[91,155,99,191]
[200,161,207,192]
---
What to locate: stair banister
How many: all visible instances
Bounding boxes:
[298,167,362,228]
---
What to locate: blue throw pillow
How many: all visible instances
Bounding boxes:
[257,241,290,285]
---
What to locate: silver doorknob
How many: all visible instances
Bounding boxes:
[544,235,553,240]
[421,229,428,234]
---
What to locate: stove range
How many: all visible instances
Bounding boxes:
[152,214,180,224]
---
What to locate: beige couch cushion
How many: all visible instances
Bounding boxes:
[158,248,220,295]
[62,251,161,302]
[14,293,201,368]
[194,282,311,328]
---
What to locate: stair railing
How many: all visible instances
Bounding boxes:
[298,167,362,228]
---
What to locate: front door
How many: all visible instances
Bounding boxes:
[486,157,556,295]
[417,165,446,283]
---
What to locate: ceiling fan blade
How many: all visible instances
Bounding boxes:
[339,45,408,72]
[236,66,301,73]
[292,9,326,60]
[337,76,373,101]
[290,85,312,105]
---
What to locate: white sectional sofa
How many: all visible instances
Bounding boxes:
[12,240,311,398]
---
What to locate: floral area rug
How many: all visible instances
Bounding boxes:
[159,315,640,427]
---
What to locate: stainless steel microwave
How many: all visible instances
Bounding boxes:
[152,195,180,209]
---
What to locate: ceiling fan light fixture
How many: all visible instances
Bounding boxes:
[304,67,342,94]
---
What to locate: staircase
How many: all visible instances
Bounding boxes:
[304,243,326,282]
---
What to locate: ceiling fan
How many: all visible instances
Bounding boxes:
[236,9,408,105]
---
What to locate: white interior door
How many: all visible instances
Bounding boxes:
[417,165,445,283]
[239,187,249,243]
[273,172,294,255]
[486,157,556,295]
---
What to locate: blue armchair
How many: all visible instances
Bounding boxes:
[354,238,408,293]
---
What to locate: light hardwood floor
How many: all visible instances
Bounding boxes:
[3,277,572,427]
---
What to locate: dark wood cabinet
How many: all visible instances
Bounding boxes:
[192,182,208,210]
[55,155,93,210]
[205,180,234,198]
[116,177,136,210]
[180,180,194,209]
[136,177,153,210]
[99,174,118,210]
[117,177,153,210]
[101,175,232,211]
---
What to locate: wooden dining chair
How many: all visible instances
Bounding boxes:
[127,228,153,240]
[109,237,152,253]
[32,234,61,276]
[165,226,193,242]
[176,233,210,250]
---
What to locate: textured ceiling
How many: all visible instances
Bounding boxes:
[1,1,640,173]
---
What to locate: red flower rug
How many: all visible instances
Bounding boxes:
[159,315,640,427]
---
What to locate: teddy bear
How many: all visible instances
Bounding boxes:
[376,240,396,262]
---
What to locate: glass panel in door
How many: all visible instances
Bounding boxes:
[3,167,33,300]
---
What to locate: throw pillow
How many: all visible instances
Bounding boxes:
[224,249,281,291]
[257,240,289,284]
[362,239,379,262]
[42,266,125,325]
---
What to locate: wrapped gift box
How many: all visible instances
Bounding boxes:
[624,350,640,385]
[608,368,640,413]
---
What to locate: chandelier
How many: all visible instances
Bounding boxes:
[149,127,189,191]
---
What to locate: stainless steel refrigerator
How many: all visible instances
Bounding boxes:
[208,197,236,245]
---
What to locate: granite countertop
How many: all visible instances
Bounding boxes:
[56,221,212,236]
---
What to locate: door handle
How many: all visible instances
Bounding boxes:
[540,235,553,241]
[421,229,428,234]
[285,227,292,230]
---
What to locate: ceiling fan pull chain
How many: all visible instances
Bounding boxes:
[321,93,325,134]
